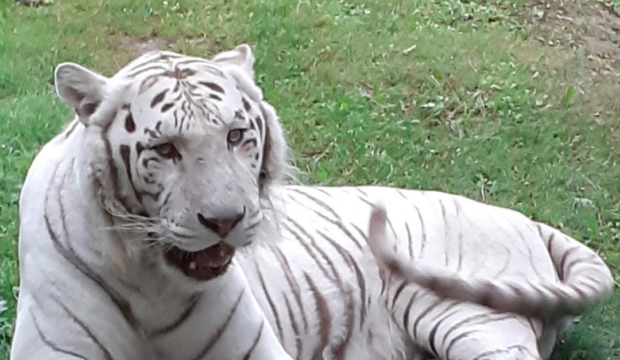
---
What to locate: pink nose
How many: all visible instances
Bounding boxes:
[197,208,245,238]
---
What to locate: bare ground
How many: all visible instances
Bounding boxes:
[525,0,620,74]
[119,36,175,56]
[523,0,620,124]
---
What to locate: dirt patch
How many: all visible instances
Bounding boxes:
[120,36,175,57]
[524,0,620,74]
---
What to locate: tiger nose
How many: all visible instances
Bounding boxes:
[197,207,246,238]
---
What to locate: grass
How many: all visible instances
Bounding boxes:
[0,0,619,358]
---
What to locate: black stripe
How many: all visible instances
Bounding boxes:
[428,302,459,356]
[148,294,201,337]
[64,120,80,139]
[124,54,170,75]
[559,247,579,279]
[242,97,251,111]
[44,163,137,329]
[330,286,355,359]
[288,188,363,250]
[391,282,408,309]
[254,116,263,138]
[161,68,197,80]
[405,222,414,258]
[31,310,88,359]
[150,89,168,108]
[101,112,133,213]
[244,220,262,234]
[396,189,409,199]
[402,291,420,333]
[191,290,245,360]
[271,246,308,333]
[283,220,338,284]
[124,113,136,133]
[412,299,442,338]
[304,272,332,357]
[283,295,303,359]
[442,314,514,352]
[242,321,265,360]
[563,256,584,279]
[315,228,368,329]
[161,103,175,112]
[547,232,556,256]
[126,64,169,80]
[255,262,283,340]
[52,295,114,360]
[199,81,225,94]
[120,144,142,203]
[413,203,427,257]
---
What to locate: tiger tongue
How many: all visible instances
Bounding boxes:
[193,243,235,268]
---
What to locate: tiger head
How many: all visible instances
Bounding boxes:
[53,45,290,281]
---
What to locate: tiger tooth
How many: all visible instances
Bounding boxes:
[189,261,197,270]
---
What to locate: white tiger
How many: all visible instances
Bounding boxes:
[11,43,615,360]
[11,44,294,360]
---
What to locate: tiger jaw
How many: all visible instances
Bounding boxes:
[163,242,235,281]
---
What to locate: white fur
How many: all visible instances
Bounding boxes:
[11,45,614,360]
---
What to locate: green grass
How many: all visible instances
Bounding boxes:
[0,0,618,358]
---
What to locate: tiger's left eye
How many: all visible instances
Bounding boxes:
[227,129,244,145]
[154,142,179,159]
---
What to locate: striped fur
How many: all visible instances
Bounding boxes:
[12,44,615,360]
[235,187,614,360]
[233,187,615,360]
[11,45,293,360]
[366,201,614,320]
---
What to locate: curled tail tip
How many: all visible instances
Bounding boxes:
[369,200,387,222]
[367,201,390,257]
[368,202,388,238]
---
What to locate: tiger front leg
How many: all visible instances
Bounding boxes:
[10,290,155,360]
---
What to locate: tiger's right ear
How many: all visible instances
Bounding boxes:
[54,63,109,125]
[211,44,256,80]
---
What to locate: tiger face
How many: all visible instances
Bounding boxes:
[53,45,289,281]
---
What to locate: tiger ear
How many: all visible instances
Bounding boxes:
[259,101,292,193]
[211,44,256,80]
[54,63,109,125]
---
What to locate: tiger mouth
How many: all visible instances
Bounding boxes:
[164,243,235,281]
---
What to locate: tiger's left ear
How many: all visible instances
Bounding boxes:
[55,63,109,125]
[211,44,256,80]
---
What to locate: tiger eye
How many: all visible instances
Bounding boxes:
[154,142,179,159]
[227,129,244,145]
